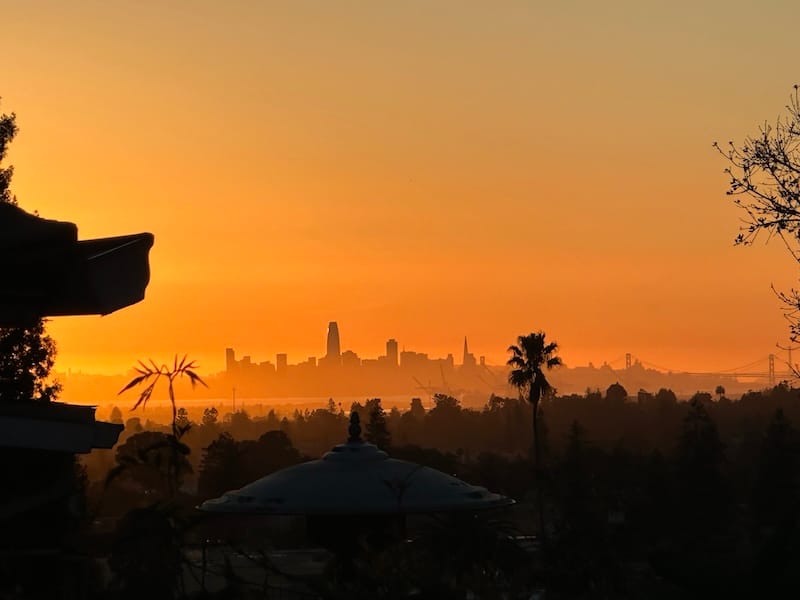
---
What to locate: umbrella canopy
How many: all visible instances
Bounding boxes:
[199,413,514,516]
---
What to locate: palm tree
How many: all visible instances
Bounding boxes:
[507,332,561,542]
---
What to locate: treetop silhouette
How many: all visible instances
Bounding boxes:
[507,331,562,543]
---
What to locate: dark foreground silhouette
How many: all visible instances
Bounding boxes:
[4,382,800,598]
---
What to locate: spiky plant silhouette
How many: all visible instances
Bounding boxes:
[120,354,207,437]
[114,355,207,497]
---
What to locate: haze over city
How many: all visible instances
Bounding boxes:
[54,319,790,408]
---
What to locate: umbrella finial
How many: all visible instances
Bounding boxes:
[348,411,362,443]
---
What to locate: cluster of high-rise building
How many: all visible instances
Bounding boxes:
[226,321,485,375]
[222,322,768,402]
[223,321,497,399]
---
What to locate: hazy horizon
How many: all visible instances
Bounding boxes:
[50,329,792,378]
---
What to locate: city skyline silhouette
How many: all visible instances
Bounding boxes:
[52,318,793,406]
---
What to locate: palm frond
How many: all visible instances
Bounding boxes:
[506,355,526,369]
[508,369,530,389]
[547,356,562,368]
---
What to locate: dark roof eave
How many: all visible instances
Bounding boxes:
[0,409,124,453]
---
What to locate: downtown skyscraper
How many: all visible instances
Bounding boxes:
[326,321,341,362]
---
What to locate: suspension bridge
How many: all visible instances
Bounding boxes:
[604,346,799,388]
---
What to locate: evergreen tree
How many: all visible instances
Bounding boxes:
[560,420,594,531]
[753,409,800,530]
[366,398,391,450]
[198,432,241,499]
[751,409,800,596]
[265,408,280,430]
[0,105,18,205]
[675,396,728,533]
[552,421,616,595]
[409,397,426,419]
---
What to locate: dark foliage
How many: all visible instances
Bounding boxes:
[0,319,61,403]
[108,506,183,600]
[198,429,302,500]
[106,430,193,506]
[365,398,391,450]
[72,382,800,597]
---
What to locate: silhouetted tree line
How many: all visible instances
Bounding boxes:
[71,382,800,597]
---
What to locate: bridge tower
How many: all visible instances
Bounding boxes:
[625,353,632,370]
[768,354,776,387]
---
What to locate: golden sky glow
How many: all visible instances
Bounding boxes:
[2,1,799,374]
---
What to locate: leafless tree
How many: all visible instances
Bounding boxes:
[715,85,800,340]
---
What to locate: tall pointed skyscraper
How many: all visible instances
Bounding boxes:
[462,336,476,368]
[326,321,341,361]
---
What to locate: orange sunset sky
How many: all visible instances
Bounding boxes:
[2,1,798,375]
